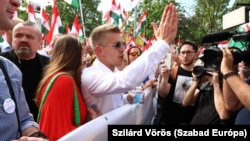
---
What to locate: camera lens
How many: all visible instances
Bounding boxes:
[193,66,205,78]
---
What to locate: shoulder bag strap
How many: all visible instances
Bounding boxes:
[37,72,81,126]
[0,60,22,136]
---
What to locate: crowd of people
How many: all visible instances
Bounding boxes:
[1,0,250,141]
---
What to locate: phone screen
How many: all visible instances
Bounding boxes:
[164,53,172,69]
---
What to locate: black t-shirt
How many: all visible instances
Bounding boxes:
[190,81,224,125]
[19,57,43,121]
[161,66,197,125]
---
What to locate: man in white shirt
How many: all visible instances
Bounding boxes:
[81,4,179,114]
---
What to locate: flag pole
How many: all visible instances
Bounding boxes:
[119,11,133,30]
[79,0,86,38]
[133,5,138,37]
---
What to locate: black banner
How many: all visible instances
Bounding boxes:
[108,125,250,141]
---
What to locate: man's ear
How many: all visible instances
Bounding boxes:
[95,45,102,54]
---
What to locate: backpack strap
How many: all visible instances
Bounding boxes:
[37,72,81,126]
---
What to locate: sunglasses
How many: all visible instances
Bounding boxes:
[101,41,126,49]
[129,52,141,57]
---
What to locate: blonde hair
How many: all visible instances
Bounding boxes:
[89,24,120,50]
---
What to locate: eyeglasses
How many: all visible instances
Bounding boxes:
[180,50,195,56]
[101,41,126,49]
[129,52,141,57]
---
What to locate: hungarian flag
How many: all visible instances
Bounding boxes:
[40,8,50,36]
[136,11,147,35]
[64,0,80,8]
[45,0,63,45]
[71,15,84,41]
[28,2,37,24]
[109,0,121,26]
[78,25,84,41]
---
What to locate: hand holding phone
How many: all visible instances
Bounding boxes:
[164,53,172,69]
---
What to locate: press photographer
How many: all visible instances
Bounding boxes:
[196,30,250,74]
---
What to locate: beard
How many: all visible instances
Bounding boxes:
[16,47,31,56]
[182,59,194,66]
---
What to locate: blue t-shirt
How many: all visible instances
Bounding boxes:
[235,77,250,125]
[235,107,250,125]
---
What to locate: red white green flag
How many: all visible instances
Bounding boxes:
[45,0,63,45]
[71,15,83,41]
[136,11,147,35]
[28,2,37,24]
[109,0,121,26]
[78,25,84,41]
[40,8,50,36]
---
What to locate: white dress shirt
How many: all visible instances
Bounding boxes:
[81,40,170,114]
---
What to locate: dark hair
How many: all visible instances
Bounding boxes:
[180,41,198,52]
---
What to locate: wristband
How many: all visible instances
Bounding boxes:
[223,71,238,80]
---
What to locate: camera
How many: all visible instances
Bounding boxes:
[193,66,206,78]
[198,31,250,74]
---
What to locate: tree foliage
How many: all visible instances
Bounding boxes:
[179,0,231,44]
[132,0,182,44]
[17,0,249,45]
[18,0,102,37]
